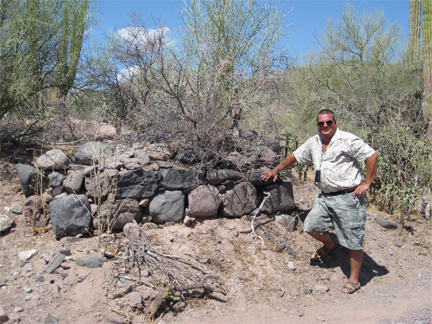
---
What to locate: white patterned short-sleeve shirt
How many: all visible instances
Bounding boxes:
[293,128,376,193]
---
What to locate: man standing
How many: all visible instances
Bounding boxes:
[262,109,378,294]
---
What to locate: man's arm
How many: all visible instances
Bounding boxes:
[261,153,298,182]
[353,152,378,198]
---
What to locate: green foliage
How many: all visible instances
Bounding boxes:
[180,0,290,120]
[409,0,422,63]
[0,0,94,122]
[285,4,431,216]
[423,0,432,116]
[366,123,432,219]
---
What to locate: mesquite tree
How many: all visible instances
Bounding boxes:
[180,0,290,122]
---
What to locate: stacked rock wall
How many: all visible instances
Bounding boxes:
[16,141,296,240]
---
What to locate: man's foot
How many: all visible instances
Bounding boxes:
[340,280,361,294]
[310,244,338,264]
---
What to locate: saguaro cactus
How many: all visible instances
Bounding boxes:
[423,0,432,118]
[409,0,422,63]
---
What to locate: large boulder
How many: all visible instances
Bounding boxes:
[261,181,296,214]
[85,173,110,199]
[206,169,243,185]
[115,170,158,199]
[35,149,70,170]
[49,194,92,239]
[74,142,114,165]
[159,168,198,190]
[249,171,280,186]
[94,198,142,230]
[63,171,84,194]
[134,149,151,166]
[143,143,172,161]
[254,136,281,155]
[16,164,48,197]
[220,182,258,217]
[148,190,184,223]
[0,214,13,232]
[186,185,221,217]
[123,223,147,242]
[47,172,66,187]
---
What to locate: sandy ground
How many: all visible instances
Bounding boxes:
[0,163,431,324]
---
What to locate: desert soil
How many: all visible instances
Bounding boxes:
[0,162,431,324]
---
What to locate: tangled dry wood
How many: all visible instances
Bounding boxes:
[110,239,226,320]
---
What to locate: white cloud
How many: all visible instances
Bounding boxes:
[117,65,141,82]
[116,26,173,47]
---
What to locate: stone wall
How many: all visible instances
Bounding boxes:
[16,141,296,240]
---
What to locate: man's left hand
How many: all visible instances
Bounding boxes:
[353,183,370,198]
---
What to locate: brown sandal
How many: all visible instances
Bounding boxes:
[340,280,361,294]
[310,244,339,263]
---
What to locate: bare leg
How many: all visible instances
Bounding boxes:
[348,249,363,284]
[307,231,335,250]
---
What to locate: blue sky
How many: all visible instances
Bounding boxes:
[91,0,410,58]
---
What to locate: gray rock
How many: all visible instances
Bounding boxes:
[288,261,295,270]
[18,249,37,266]
[35,149,70,170]
[148,190,185,223]
[123,223,147,242]
[76,254,104,268]
[220,182,257,217]
[314,285,329,293]
[129,292,143,308]
[206,169,243,185]
[275,214,296,232]
[16,163,48,197]
[47,172,66,187]
[249,171,279,186]
[50,186,63,197]
[23,286,32,293]
[0,304,8,323]
[44,251,66,274]
[143,143,172,161]
[44,313,59,324]
[376,216,397,229]
[394,239,403,247]
[183,215,196,226]
[74,142,114,165]
[254,136,281,154]
[115,170,158,199]
[63,171,84,194]
[159,168,198,190]
[49,194,92,239]
[186,185,221,217]
[95,198,142,231]
[261,181,296,214]
[11,204,23,214]
[134,149,151,166]
[85,173,110,199]
[256,146,278,166]
[0,214,13,232]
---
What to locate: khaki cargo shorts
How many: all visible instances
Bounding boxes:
[303,191,366,250]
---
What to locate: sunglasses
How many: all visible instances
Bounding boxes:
[317,120,333,127]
